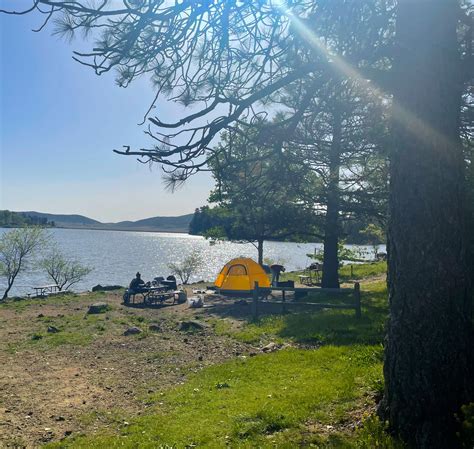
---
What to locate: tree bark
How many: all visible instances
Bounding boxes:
[2,275,15,300]
[384,1,473,447]
[257,239,264,266]
[322,109,342,288]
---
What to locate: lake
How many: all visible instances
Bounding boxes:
[0,228,383,297]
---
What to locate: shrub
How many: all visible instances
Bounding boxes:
[168,250,202,284]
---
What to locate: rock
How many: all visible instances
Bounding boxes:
[123,326,142,336]
[87,302,110,314]
[148,323,161,332]
[37,313,44,318]
[261,342,280,353]
[178,320,206,332]
[47,326,60,333]
[55,416,65,422]
[92,284,123,292]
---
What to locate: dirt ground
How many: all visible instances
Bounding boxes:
[0,288,264,448]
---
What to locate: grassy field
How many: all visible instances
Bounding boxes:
[281,261,387,285]
[1,262,404,448]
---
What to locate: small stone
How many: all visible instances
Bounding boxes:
[148,324,161,332]
[55,416,65,422]
[198,355,203,361]
[47,326,60,333]
[37,314,44,318]
[261,342,280,353]
[123,326,142,336]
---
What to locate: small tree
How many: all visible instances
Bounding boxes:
[0,227,47,300]
[168,251,202,285]
[40,248,92,291]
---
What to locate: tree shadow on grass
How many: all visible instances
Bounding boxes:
[200,286,388,347]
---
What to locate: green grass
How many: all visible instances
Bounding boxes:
[6,310,111,352]
[282,261,387,284]
[0,291,110,313]
[213,281,388,346]
[48,346,384,448]
[339,261,387,283]
[46,280,400,448]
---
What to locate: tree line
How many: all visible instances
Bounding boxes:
[189,206,385,246]
[0,210,55,228]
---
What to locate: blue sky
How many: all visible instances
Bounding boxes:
[0,5,213,222]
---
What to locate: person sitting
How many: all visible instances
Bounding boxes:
[129,272,146,293]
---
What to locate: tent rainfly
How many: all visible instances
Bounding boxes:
[214,258,271,294]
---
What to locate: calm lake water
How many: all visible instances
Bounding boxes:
[0,228,383,297]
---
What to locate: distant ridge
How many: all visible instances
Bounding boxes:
[15,211,193,233]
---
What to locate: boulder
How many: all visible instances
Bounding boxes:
[178,320,206,332]
[87,302,110,314]
[92,284,123,292]
[123,326,142,336]
[148,323,161,332]
[47,326,60,334]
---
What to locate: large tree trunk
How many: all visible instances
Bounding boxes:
[322,109,342,288]
[384,1,473,447]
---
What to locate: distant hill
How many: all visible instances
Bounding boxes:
[11,211,193,233]
[112,214,194,232]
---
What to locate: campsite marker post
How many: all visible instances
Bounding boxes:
[354,282,361,318]
[252,282,259,320]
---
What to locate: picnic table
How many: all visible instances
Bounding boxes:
[125,286,176,305]
[298,268,321,286]
[33,284,60,297]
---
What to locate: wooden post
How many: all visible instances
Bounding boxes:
[252,281,259,320]
[354,282,361,318]
[281,289,286,314]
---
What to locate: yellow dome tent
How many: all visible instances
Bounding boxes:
[214,258,271,294]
